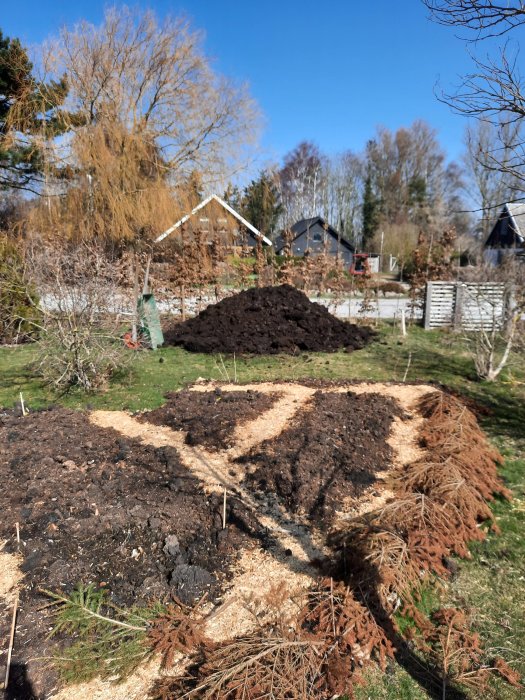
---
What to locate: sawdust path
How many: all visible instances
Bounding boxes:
[189,382,317,458]
[90,381,437,574]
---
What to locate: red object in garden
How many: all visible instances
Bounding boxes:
[123,332,140,350]
[349,253,372,275]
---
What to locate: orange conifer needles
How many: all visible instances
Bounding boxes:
[333,391,510,604]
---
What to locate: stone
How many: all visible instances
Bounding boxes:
[163,534,180,557]
[169,564,216,605]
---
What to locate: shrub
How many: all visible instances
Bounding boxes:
[33,243,133,392]
[0,236,41,343]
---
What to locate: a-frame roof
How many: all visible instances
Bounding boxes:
[155,194,272,246]
[485,202,525,248]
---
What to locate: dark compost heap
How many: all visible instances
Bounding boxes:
[163,284,375,354]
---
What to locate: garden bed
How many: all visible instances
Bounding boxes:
[0,381,513,699]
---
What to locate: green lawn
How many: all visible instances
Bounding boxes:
[1,326,523,698]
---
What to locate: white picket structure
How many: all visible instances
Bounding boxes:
[424,281,506,331]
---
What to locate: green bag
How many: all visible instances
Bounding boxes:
[137,293,164,349]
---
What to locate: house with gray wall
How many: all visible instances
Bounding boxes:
[275,217,354,265]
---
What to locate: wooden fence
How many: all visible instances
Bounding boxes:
[424,281,506,331]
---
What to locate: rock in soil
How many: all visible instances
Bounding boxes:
[163,284,375,354]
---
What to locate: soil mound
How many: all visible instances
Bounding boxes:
[240,391,402,524]
[163,284,375,354]
[140,388,279,450]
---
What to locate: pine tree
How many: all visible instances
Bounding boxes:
[0,29,69,192]
[241,170,283,239]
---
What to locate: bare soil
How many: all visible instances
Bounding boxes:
[163,284,375,354]
[0,407,261,698]
[138,388,279,450]
[240,390,403,524]
[0,382,423,699]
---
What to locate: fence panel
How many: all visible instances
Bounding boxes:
[424,281,505,330]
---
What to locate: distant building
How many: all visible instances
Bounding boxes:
[155,194,272,249]
[484,203,525,265]
[275,217,355,265]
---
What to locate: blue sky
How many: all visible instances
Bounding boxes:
[2,1,480,168]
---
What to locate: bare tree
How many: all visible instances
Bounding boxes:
[59,7,260,183]
[365,120,463,233]
[31,7,260,246]
[424,1,525,196]
[319,151,364,245]
[465,259,525,381]
[279,141,326,225]
[423,1,525,36]
[463,120,518,239]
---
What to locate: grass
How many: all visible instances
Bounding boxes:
[1,324,524,698]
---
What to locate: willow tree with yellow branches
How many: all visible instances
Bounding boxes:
[29,6,261,249]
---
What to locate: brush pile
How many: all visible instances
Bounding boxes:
[331,392,510,611]
[163,284,375,354]
[152,579,395,700]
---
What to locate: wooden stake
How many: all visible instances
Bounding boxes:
[3,592,19,691]
[132,254,139,344]
[402,351,412,383]
[19,392,26,417]
[142,255,152,295]
[15,522,20,545]
[400,309,407,337]
[222,487,227,529]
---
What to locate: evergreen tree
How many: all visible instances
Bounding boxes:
[241,170,282,238]
[223,183,243,212]
[361,175,380,250]
[0,29,69,192]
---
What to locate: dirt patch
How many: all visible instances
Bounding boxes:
[239,390,403,525]
[0,407,261,698]
[163,284,375,354]
[0,382,435,698]
[139,389,279,450]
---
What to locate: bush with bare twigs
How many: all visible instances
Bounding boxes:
[31,243,133,392]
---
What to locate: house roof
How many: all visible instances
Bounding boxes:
[154,194,272,246]
[485,202,525,248]
[505,202,525,241]
[276,216,355,252]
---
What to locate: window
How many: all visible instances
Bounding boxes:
[312,231,323,242]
